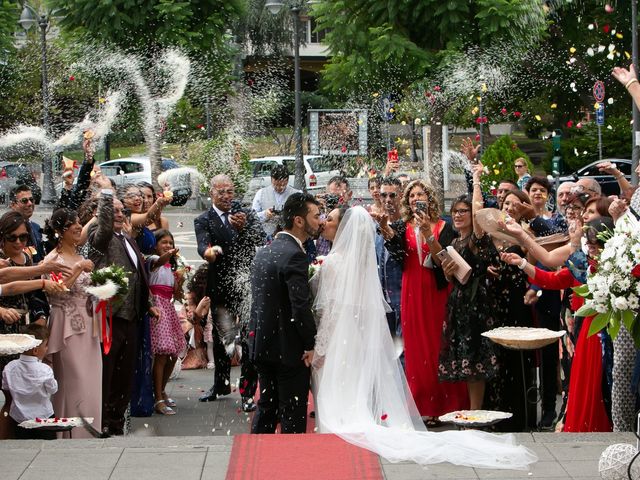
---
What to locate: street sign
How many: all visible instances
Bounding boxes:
[596,103,605,126]
[593,81,605,102]
[381,96,394,121]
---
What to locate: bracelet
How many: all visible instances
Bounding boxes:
[473,182,480,187]
[625,78,639,89]
[517,258,528,270]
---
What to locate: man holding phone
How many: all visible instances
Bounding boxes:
[252,165,299,239]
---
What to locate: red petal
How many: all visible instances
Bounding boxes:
[381,413,388,420]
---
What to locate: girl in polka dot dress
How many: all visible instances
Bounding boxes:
[149,229,187,415]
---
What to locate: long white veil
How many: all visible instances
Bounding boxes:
[312,206,537,470]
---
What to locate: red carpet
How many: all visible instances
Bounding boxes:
[225,433,383,480]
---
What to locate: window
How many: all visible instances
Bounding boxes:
[307,17,328,44]
[121,162,144,174]
[253,161,277,177]
[617,161,632,175]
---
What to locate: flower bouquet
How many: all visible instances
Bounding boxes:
[308,256,326,280]
[574,216,640,346]
[85,265,129,354]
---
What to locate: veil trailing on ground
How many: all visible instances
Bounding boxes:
[311,206,537,470]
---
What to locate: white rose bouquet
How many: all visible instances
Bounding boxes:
[85,265,130,354]
[574,216,640,346]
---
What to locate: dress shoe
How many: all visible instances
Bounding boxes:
[242,399,257,413]
[539,410,556,430]
[199,385,231,402]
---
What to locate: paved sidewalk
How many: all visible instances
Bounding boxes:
[1,368,638,479]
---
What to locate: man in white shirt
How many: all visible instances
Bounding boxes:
[2,324,58,439]
[252,165,300,238]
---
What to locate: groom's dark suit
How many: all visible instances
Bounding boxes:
[249,233,317,434]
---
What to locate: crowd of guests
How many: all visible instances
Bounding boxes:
[1,66,640,440]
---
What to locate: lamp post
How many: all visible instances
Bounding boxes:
[265,0,306,191]
[632,0,639,185]
[18,4,58,204]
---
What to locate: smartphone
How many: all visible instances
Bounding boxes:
[436,249,452,263]
[415,201,428,213]
[122,207,132,221]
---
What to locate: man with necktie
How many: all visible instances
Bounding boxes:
[86,189,159,436]
[194,174,266,411]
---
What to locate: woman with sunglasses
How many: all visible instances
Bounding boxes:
[0,211,52,438]
[514,158,531,191]
[500,218,614,432]
[379,179,468,425]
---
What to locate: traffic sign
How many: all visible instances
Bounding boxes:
[596,103,605,126]
[593,81,605,102]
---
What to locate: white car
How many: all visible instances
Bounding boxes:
[99,156,193,206]
[248,155,341,195]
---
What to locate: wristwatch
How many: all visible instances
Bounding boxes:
[426,234,435,243]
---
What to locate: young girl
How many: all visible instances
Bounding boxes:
[148,229,187,415]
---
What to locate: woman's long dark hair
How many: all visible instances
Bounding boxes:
[153,229,177,271]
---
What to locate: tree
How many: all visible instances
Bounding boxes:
[0,0,18,55]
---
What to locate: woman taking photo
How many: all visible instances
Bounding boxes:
[379,179,468,424]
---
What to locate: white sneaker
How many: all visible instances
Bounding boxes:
[206,362,215,370]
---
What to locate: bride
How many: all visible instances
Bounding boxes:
[310,206,537,470]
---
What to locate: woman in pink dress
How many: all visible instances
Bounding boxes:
[148,230,186,415]
[44,209,100,438]
[382,180,468,424]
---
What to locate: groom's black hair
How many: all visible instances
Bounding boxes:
[282,192,319,229]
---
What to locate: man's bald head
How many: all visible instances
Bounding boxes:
[576,178,601,198]
[557,181,576,214]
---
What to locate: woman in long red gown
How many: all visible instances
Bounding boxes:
[384,181,468,421]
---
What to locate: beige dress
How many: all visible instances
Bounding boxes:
[46,252,102,438]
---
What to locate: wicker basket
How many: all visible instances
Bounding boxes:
[482,327,566,350]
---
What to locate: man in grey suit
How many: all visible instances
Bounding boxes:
[249,192,324,434]
[86,189,158,436]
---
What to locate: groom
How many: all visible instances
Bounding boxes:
[248,192,324,434]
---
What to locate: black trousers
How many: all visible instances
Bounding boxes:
[535,292,562,415]
[102,316,138,432]
[251,361,310,434]
[209,306,257,400]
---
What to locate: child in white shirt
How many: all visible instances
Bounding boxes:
[2,324,58,440]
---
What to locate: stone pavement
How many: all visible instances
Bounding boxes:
[1,368,638,480]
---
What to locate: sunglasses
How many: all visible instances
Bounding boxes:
[380,192,398,199]
[514,164,526,168]
[5,233,29,243]
[17,197,34,205]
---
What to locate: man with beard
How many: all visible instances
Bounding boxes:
[248,192,324,434]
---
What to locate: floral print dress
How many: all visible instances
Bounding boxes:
[438,233,501,382]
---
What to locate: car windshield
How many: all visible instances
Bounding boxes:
[307,156,334,172]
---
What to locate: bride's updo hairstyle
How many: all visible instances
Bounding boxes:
[43,208,78,249]
[400,179,440,223]
[281,192,319,229]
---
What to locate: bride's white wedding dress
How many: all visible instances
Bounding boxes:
[310,206,537,470]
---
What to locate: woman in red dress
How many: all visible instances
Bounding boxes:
[382,180,468,423]
[500,217,614,432]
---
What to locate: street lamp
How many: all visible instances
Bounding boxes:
[265,0,306,191]
[18,3,59,204]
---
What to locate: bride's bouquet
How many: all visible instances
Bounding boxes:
[85,265,129,354]
[574,216,640,346]
[308,255,326,280]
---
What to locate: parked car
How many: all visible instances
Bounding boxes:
[557,158,632,196]
[99,157,192,206]
[247,155,341,196]
[0,162,42,204]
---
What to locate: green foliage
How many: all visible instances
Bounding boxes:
[479,135,532,191]
[313,0,546,98]
[542,116,632,174]
[0,1,18,55]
